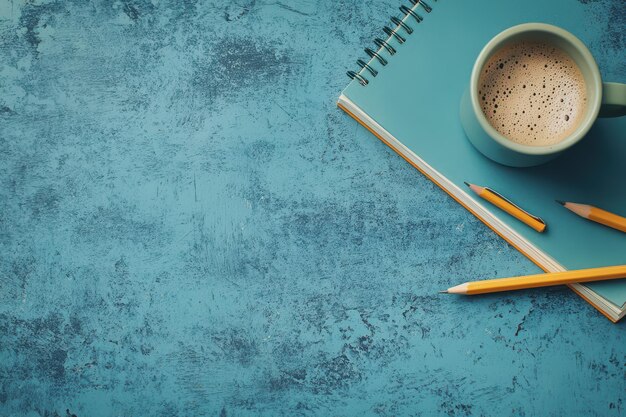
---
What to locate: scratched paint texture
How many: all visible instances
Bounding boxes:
[0,0,624,416]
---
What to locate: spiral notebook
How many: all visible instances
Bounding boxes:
[338,0,626,321]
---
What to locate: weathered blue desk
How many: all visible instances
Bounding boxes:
[1,1,624,416]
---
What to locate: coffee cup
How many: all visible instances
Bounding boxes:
[460,23,626,167]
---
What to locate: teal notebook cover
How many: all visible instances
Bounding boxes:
[341,0,626,307]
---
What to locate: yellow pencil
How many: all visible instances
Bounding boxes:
[441,265,626,295]
[556,201,626,233]
[441,264,626,295]
[465,182,546,232]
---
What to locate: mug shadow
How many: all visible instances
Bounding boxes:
[497,122,621,202]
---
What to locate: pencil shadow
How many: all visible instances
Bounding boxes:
[449,286,567,304]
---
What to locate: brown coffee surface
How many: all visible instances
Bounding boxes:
[478,41,587,146]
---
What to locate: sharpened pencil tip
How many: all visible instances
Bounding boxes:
[463,181,470,188]
[555,200,565,206]
[438,290,449,294]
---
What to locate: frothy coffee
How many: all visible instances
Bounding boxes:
[478,41,587,146]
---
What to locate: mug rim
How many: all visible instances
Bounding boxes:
[470,23,602,156]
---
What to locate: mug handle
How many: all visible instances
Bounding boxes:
[599,82,626,118]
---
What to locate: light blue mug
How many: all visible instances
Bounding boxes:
[460,23,626,167]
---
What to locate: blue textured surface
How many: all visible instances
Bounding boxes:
[0,1,624,416]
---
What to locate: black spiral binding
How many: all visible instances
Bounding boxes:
[346,0,434,86]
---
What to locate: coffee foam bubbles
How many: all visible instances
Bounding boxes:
[478,41,587,146]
